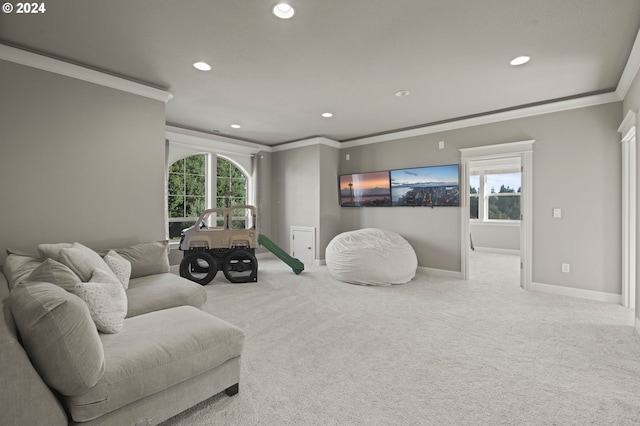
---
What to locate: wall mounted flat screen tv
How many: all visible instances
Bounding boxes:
[339,171,391,207]
[390,164,460,207]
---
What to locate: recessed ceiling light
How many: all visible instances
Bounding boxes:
[193,61,212,71]
[510,56,530,66]
[273,3,295,19]
[230,124,241,129]
[394,90,410,97]
[322,112,333,118]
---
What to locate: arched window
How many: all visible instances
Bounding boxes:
[216,156,247,208]
[167,154,248,239]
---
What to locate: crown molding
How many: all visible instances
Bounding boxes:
[271,137,341,152]
[616,29,640,99]
[342,92,620,148]
[0,44,173,103]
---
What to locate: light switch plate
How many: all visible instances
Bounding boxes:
[553,208,562,218]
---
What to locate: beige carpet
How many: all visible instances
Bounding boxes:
[162,253,640,425]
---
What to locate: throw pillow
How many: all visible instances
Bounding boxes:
[26,258,80,292]
[2,254,43,290]
[103,250,131,290]
[74,268,127,334]
[109,241,170,278]
[9,281,105,396]
[58,242,118,283]
[37,243,73,261]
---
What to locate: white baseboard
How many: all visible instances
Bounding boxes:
[531,281,621,304]
[417,266,462,279]
[473,247,520,256]
[635,317,640,337]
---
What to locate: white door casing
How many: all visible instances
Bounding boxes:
[460,140,534,289]
[618,110,636,309]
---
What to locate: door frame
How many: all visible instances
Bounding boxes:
[619,110,636,309]
[460,140,534,289]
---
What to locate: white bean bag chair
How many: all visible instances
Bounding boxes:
[325,228,417,285]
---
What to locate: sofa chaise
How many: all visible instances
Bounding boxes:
[0,241,245,425]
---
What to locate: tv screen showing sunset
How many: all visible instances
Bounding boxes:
[339,171,391,207]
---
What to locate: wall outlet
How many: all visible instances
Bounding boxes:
[438,141,445,149]
[562,263,570,273]
[553,208,562,218]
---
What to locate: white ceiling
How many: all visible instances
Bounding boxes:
[1,0,639,146]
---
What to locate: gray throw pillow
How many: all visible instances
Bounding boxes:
[26,258,80,292]
[2,254,42,290]
[9,281,105,396]
[37,242,73,261]
[111,241,170,278]
[58,242,118,283]
[103,250,131,290]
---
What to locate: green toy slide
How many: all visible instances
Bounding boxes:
[258,234,304,275]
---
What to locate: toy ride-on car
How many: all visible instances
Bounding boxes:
[179,205,258,284]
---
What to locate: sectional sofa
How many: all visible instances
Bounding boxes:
[0,241,245,425]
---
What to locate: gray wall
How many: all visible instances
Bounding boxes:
[340,102,622,294]
[0,60,166,261]
[470,223,520,251]
[622,69,640,322]
[318,144,341,257]
[271,143,341,261]
[255,150,273,238]
[272,145,320,253]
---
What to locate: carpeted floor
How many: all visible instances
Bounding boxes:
[162,252,640,425]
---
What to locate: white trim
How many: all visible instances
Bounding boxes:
[315,259,327,266]
[531,282,622,305]
[342,94,619,148]
[618,110,637,309]
[460,140,534,158]
[166,126,265,156]
[470,220,520,227]
[417,266,462,279]
[618,110,637,138]
[520,151,533,290]
[473,247,520,256]
[459,141,533,291]
[0,44,173,103]
[616,29,640,99]
[272,137,341,152]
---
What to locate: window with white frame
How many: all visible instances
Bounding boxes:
[470,169,521,222]
[167,154,248,240]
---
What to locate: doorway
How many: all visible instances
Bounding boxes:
[460,141,534,289]
[468,156,522,284]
